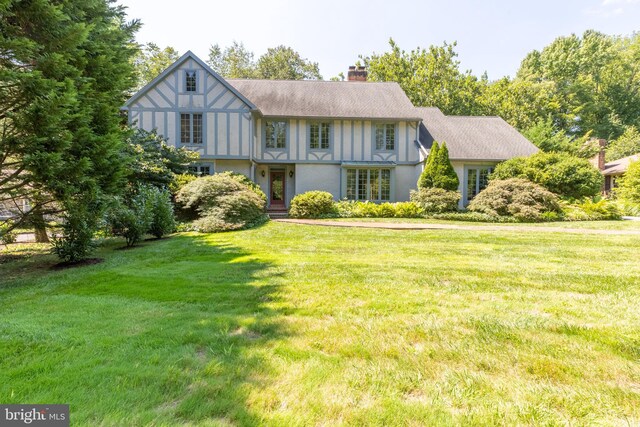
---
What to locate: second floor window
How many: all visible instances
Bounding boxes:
[185,71,197,92]
[265,121,286,149]
[310,122,331,150]
[180,113,203,144]
[375,123,395,150]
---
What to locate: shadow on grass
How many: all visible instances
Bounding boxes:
[0,233,289,425]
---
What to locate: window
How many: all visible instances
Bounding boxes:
[180,113,203,144]
[465,166,493,203]
[375,123,395,150]
[346,168,392,201]
[265,121,286,149]
[188,165,212,176]
[185,71,197,92]
[310,122,331,150]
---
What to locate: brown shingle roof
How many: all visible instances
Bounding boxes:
[417,107,538,161]
[603,154,640,175]
[227,79,421,120]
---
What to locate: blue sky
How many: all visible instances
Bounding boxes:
[119,0,640,80]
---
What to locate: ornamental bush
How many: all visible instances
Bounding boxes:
[289,191,335,218]
[410,188,460,213]
[418,142,459,191]
[491,152,603,199]
[176,174,266,232]
[468,178,561,222]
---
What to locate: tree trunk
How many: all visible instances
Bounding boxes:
[32,206,49,243]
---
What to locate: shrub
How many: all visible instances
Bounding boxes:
[108,186,155,247]
[418,142,459,191]
[410,188,460,213]
[468,178,561,222]
[491,152,603,199]
[617,160,640,205]
[334,200,424,218]
[0,221,17,244]
[430,212,518,223]
[51,200,101,262]
[176,174,266,232]
[418,141,439,189]
[218,171,267,203]
[149,189,176,238]
[561,198,622,221]
[169,173,198,196]
[289,191,335,218]
[392,202,424,218]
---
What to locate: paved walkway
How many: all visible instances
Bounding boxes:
[275,219,640,236]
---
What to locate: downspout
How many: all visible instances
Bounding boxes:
[249,113,255,180]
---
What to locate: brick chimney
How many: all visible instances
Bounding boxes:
[347,65,367,81]
[597,138,607,171]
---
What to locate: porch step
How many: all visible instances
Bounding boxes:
[267,209,289,219]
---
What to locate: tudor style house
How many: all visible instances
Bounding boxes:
[123,51,537,209]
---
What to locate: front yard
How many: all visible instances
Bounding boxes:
[1,222,639,425]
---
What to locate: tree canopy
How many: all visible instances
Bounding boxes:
[207,42,321,80]
[133,43,180,90]
[363,33,640,159]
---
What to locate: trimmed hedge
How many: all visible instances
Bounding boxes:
[289,191,335,218]
[335,201,424,218]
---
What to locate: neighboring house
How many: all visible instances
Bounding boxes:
[600,153,640,193]
[123,51,537,210]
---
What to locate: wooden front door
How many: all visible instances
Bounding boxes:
[270,171,285,208]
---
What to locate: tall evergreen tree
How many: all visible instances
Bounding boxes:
[0,0,139,259]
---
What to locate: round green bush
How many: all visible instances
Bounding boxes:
[491,152,603,199]
[289,191,335,218]
[468,178,561,222]
[410,188,461,213]
[176,174,266,232]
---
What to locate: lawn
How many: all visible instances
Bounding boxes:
[1,222,640,426]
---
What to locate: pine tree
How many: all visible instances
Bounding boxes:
[418,142,439,188]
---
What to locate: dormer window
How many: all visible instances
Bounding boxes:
[185,71,196,92]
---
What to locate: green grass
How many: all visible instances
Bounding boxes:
[1,222,640,425]
[330,217,640,230]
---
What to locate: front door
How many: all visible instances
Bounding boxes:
[270,171,285,208]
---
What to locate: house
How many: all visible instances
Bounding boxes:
[416,107,538,206]
[123,51,537,210]
[601,154,639,193]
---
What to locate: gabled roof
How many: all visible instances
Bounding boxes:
[226,79,421,120]
[417,107,538,161]
[123,51,257,110]
[603,153,640,175]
